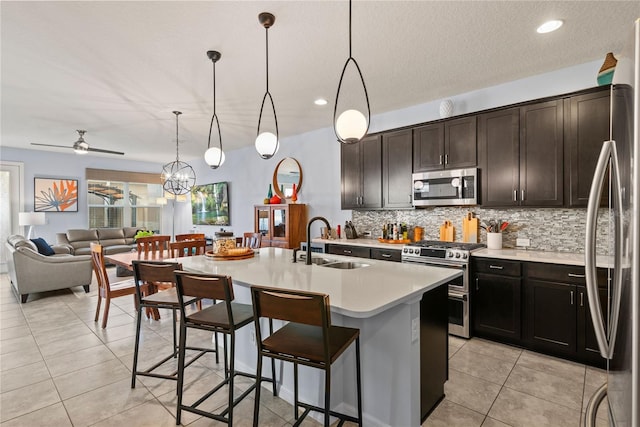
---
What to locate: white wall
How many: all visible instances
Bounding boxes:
[1,59,603,244]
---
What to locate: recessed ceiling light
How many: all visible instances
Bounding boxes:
[537,20,563,34]
[314,98,328,106]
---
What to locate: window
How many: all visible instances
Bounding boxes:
[86,169,164,232]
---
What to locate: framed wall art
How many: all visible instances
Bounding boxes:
[34,178,79,212]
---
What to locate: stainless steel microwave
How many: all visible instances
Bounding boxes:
[412,168,478,206]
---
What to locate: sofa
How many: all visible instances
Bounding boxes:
[57,227,139,256]
[6,235,93,303]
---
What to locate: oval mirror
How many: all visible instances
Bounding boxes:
[273,157,302,199]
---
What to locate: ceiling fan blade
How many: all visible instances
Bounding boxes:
[31,142,72,149]
[87,147,125,155]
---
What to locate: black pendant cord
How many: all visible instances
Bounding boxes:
[174,110,181,161]
[207,52,223,169]
[257,19,279,159]
[332,0,371,144]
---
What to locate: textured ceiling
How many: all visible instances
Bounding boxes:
[1,1,638,162]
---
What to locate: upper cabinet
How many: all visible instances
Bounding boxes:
[478,100,563,207]
[383,129,413,208]
[341,134,382,209]
[564,87,611,207]
[413,116,477,172]
[254,203,307,249]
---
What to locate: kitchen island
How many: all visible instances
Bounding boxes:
[177,247,461,426]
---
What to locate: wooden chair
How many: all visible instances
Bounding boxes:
[130,260,217,388]
[175,233,206,242]
[250,286,362,426]
[174,271,275,426]
[90,242,147,329]
[242,232,262,249]
[136,235,170,257]
[169,239,206,258]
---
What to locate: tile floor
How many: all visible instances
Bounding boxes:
[0,270,610,426]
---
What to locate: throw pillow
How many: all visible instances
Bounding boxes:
[30,238,55,256]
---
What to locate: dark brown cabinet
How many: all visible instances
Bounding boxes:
[370,248,401,262]
[478,100,563,206]
[413,116,476,172]
[565,87,611,207]
[326,244,371,259]
[472,258,522,342]
[341,134,382,209]
[254,204,307,249]
[383,129,413,208]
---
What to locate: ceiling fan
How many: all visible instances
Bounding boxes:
[31,130,125,155]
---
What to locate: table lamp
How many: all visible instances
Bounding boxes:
[19,212,46,239]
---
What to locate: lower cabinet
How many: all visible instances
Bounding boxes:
[472,258,609,367]
[472,259,522,343]
[326,244,371,259]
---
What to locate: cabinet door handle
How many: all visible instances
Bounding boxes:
[513,190,518,202]
[521,190,525,201]
[570,290,574,305]
[568,273,586,278]
[343,250,352,254]
[475,277,479,291]
[489,265,504,270]
[444,154,449,165]
[580,291,584,307]
[381,253,392,258]
[439,155,443,165]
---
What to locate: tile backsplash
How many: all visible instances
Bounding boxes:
[353,207,612,254]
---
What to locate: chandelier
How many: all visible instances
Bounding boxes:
[162,111,196,195]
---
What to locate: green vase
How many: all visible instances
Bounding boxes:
[267,184,273,198]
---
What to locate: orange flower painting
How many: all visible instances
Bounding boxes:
[34,178,78,212]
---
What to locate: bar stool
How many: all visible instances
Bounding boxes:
[173,271,276,425]
[130,260,218,388]
[250,286,362,427]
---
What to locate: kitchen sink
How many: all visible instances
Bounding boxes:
[320,261,370,270]
[309,257,334,265]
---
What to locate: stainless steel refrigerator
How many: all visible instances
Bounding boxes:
[584,18,639,427]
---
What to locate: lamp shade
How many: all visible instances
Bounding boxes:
[19,212,45,226]
[255,132,278,159]
[336,109,368,143]
[204,147,225,168]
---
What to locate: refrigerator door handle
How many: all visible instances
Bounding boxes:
[585,139,622,360]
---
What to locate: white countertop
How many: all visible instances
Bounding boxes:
[177,247,460,319]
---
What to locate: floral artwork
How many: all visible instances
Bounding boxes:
[34,178,78,212]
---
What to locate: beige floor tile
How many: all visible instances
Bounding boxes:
[517,350,585,382]
[422,399,485,427]
[0,315,27,329]
[31,321,95,345]
[444,368,502,414]
[482,417,513,426]
[63,377,155,427]
[488,387,581,427]
[464,338,523,364]
[89,399,178,427]
[0,335,38,355]
[0,402,72,427]
[0,309,24,321]
[93,321,140,343]
[449,346,516,385]
[87,312,137,330]
[0,360,51,393]
[53,358,131,400]
[44,343,116,377]
[106,331,170,358]
[505,364,584,410]
[585,366,608,387]
[187,396,288,427]
[0,325,31,341]
[0,347,44,371]
[448,335,467,358]
[37,332,103,358]
[0,378,60,422]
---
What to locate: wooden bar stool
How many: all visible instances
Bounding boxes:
[250,286,362,427]
[173,271,276,425]
[130,260,218,388]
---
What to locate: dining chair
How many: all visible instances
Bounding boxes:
[130,260,218,388]
[90,242,147,329]
[174,271,275,425]
[251,285,362,426]
[136,235,171,257]
[175,233,206,242]
[242,232,262,249]
[169,239,206,258]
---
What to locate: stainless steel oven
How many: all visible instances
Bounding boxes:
[402,241,484,338]
[412,168,478,207]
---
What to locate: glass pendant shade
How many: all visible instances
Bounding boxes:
[255,12,279,160]
[336,109,367,142]
[255,131,278,159]
[162,111,196,196]
[333,0,371,144]
[204,146,225,167]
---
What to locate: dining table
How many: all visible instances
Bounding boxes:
[105,250,175,320]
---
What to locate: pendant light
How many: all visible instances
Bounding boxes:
[204,50,225,169]
[333,0,371,144]
[255,12,279,159]
[162,111,196,196]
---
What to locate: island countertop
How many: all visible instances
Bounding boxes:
[177,247,461,319]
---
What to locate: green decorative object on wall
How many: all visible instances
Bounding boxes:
[597,52,617,86]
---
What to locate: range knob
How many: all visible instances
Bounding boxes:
[448,251,454,257]
[403,248,408,253]
[455,252,461,258]
[462,253,468,259]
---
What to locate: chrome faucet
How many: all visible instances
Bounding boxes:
[305,216,331,265]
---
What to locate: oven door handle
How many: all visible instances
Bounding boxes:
[448,292,467,302]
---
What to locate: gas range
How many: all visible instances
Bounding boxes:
[401,240,485,265]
